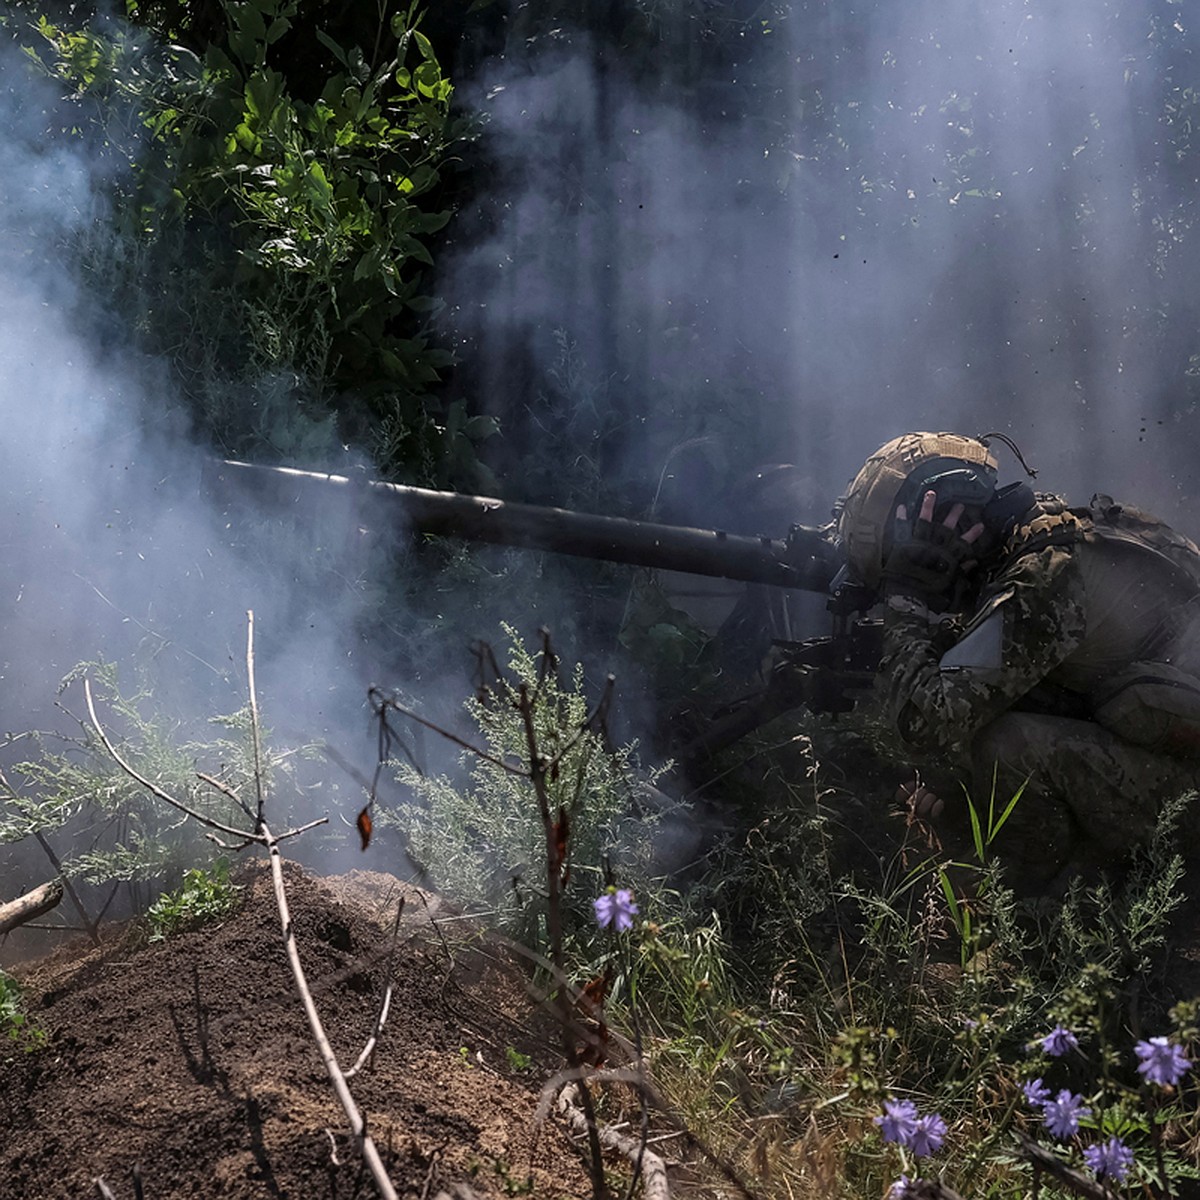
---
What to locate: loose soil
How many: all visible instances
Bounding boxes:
[0,861,596,1200]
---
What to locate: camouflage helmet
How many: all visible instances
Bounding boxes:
[836,432,1000,590]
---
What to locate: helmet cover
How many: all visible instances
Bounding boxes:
[837,432,999,590]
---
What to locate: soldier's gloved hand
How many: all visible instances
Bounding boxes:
[896,777,943,820]
[882,490,985,605]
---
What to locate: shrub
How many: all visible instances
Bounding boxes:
[147,857,240,940]
[384,625,672,950]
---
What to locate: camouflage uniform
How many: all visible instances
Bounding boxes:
[877,499,1200,882]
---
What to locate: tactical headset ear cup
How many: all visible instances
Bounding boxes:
[982,482,1037,540]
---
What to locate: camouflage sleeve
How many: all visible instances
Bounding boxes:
[877,545,1088,752]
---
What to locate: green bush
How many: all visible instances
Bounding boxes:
[21,0,488,482]
[147,857,240,940]
[0,658,322,913]
[385,625,671,949]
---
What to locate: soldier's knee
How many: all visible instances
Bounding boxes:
[971,713,1036,780]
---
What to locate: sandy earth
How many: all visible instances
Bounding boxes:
[0,862,594,1200]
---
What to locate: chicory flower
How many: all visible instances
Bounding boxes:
[1040,1025,1079,1057]
[875,1098,918,1145]
[1135,1036,1191,1087]
[1083,1136,1134,1182]
[593,888,638,932]
[1042,1089,1091,1140]
[908,1113,947,1157]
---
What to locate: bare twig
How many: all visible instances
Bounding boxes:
[85,615,395,1199]
[269,817,331,842]
[369,688,527,778]
[346,897,405,1079]
[196,771,254,820]
[260,812,398,1197]
[236,613,398,1200]
[325,1128,342,1167]
[558,1084,669,1200]
[535,1067,655,1125]
[545,674,615,774]
[32,831,101,943]
[93,1180,118,1200]
[1014,1132,1116,1199]
[418,1142,445,1200]
[85,680,255,842]
[246,611,267,826]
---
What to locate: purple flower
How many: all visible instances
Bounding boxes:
[1135,1036,1191,1087]
[1022,1077,1051,1108]
[1042,1089,1091,1140]
[1083,1136,1134,1182]
[1040,1025,1080,1057]
[875,1098,918,1145]
[593,888,638,932]
[909,1113,947,1157]
[887,1176,914,1200]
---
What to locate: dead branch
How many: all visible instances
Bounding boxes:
[240,614,397,1200]
[369,689,527,778]
[85,680,255,842]
[432,907,760,1200]
[1014,1131,1117,1199]
[558,1084,670,1200]
[535,1067,653,1125]
[0,765,102,944]
[0,879,65,936]
[325,1128,342,1166]
[346,898,404,1079]
[246,611,267,825]
[261,813,398,1198]
[195,771,254,820]
[84,613,398,1200]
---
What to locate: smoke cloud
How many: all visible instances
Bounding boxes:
[0,44,387,843]
[441,2,1200,530]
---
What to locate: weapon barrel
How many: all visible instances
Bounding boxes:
[210,460,837,592]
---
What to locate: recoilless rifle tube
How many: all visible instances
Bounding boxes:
[210,460,840,593]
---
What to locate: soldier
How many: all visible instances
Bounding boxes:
[836,432,1200,888]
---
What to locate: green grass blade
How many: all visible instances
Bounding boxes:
[988,775,1031,844]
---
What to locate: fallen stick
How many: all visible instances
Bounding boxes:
[558,1083,670,1200]
[1014,1131,1116,1199]
[83,615,395,1200]
[0,879,65,936]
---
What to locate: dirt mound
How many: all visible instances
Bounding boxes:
[0,861,591,1200]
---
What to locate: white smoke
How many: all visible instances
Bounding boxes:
[441,3,1200,530]
[0,42,386,815]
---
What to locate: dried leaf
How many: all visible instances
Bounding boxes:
[577,972,609,1019]
[357,806,373,851]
